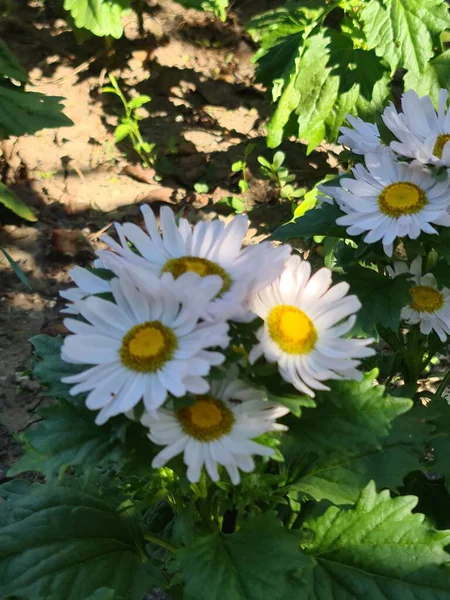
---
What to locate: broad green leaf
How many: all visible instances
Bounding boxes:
[0,182,37,221]
[431,229,450,265]
[271,202,345,241]
[431,259,450,288]
[325,32,391,139]
[178,512,311,600]
[0,246,31,288]
[63,0,132,38]
[0,479,33,501]
[0,485,163,599]
[0,40,27,82]
[255,24,391,148]
[361,0,450,75]
[299,482,450,599]
[8,400,125,479]
[424,397,450,493]
[30,334,86,398]
[267,31,336,149]
[404,50,450,103]
[0,82,72,138]
[341,266,412,335]
[248,4,323,47]
[283,376,424,505]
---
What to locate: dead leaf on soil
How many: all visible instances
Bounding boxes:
[50,229,92,257]
[41,320,69,337]
[135,187,177,205]
[123,164,157,184]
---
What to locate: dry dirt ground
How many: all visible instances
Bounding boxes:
[0,0,338,475]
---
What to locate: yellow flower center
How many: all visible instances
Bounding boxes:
[378,182,427,217]
[161,256,232,294]
[433,134,450,159]
[177,396,235,441]
[410,285,444,313]
[267,304,317,354]
[120,321,177,372]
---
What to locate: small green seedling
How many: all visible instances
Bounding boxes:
[216,196,246,214]
[258,151,306,202]
[194,182,209,193]
[102,74,156,169]
[231,143,255,193]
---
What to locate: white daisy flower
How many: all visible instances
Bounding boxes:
[248,255,374,396]
[387,256,450,341]
[338,115,382,155]
[321,147,450,256]
[60,266,112,315]
[141,369,289,484]
[383,89,450,166]
[61,272,229,424]
[98,205,291,321]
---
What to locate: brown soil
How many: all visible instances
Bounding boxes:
[0,0,338,476]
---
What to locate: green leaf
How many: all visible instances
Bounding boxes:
[430,229,450,265]
[361,0,450,75]
[83,590,116,600]
[256,25,391,149]
[431,259,450,288]
[282,375,424,505]
[324,32,391,140]
[171,0,228,20]
[248,4,323,47]
[8,400,125,479]
[271,202,345,242]
[268,391,316,418]
[267,30,335,149]
[293,175,337,219]
[424,397,450,493]
[0,484,163,599]
[0,246,31,288]
[0,182,37,221]
[0,40,27,82]
[114,123,131,142]
[238,180,248,193]
[341,266,412,335]
[88,267,116,280]
[272,151,285,169]
[178,512,311,600]
[127,95,151,110]
[30,335,86,398]
[404,50,450,103]
[0,479,33,501]
[299,481,450,599]
[63,0,132,38]
[0,82,73,138]
[193,182,209,193]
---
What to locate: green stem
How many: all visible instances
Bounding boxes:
[243,161,248,188]
[143,532,177,553]
[436,369,450,399]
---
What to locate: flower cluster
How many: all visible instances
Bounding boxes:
[60,206,373,483]
[323,88,450,341]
